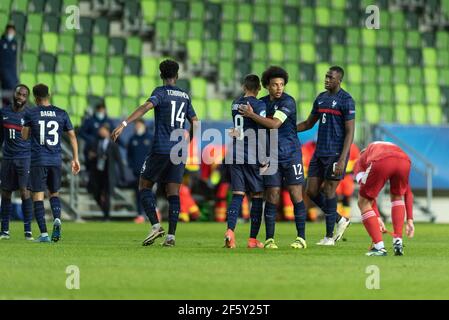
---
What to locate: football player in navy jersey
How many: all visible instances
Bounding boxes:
[22,84,80,243]
[239,67,306,250]
[297,66,355,246]
[111,60,199,247]
[224,74,266,249]
[0,84,34,240]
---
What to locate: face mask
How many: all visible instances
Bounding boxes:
[136,127,146,136]
[6,33,14,41]
[96,112,105,120]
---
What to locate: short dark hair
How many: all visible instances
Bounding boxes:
[32,83,50,99]
[243,74,261,92]
[261,66,289,88]
[15,84,30,95]
[95,101,106,111]
[329,66,345,80]
[159,59,179,80]
[135,118,146,126]
[99,123,111,131]
[5,24,16,32]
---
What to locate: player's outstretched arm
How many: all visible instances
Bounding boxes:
[188,116,199,142]
[21,126,30,140]
[296,114,319,132]
[111,101,154,142]
[67,130,80,175]
[238,102,282,129]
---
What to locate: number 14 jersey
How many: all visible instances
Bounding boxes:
[24,105,73,167]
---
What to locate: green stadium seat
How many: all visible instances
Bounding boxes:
[427,105,443,125]
[299,82,316,102]
[269,42,283,63]
[315,63,329,82]
[207,99,225,121]
[378,85,393,104]
[27,13,42,33]
[300,7,314,25]
[380,104,395,123]
[406,30,421,48]
[362,66,376,84]
[142,57,159,77]
[315,27,329,45]
[222,2,236,21]
[315,6,330,26]
[188,21,204,39]
[172,20,188,44]
[42,32,58,54]
[21,52,38,73]
[56,53,72,74]
[395,104,411,124]
[24,33,41,52]
[331,45,345,65]
[205,1,220,21]
[300,26,314,43]
[0,0,12,13]
[176,79,190,92]
[155,20,170,45]
[219,61,233,83]
[392,66,408,84]
[43,14,59,33]
[377,47,392,65]
[252,42,267,62]
[237,3,251,22]
[45,0,62,14]
[236,42,251,62]
[347,64,362,84]
[108,56,124,76]
[391,30,405,48]
[221,22,236,41]
[106,76,122,96]
[122,97,139,115]
[237,22,253,42]
[141,0,156,24]
[393,48,407,66]
[0,13,8,33]
[283,44,298,62]
[53,73,71,95]
[423,48,437,67]
[346,28,360,46]
[376,30,391,47]
[93,16,109,36]
[37,72,54,91]
[140,76,156,98]
[346,84,362,103]
[38,52,56,72]
[190,1,204,20]
[424,67,438,85]
[72,74,88,95]
[395,84,410,104]
[364,103,380,124]
[332,0,346,9]
[58,33,75,54]
[407,48,422,66]
[187,39,203,66]
[12,0,29,13]
[269,3,283,24]
[92,35,108,56]
[253,4,268,23]
[299,43,316,63]
[157,0,172,20]
[269,24,283,42]
[298,101,313,120]
[190,78,207,99]
[220,41,236,61]
[362,29,376,47]
[437,51,449,67]
[378,66,392,84]
[286,81,300,102]
[425,86,441,105]
[410,104,426,124]
[253,23,268,42]
[390,11,405,29]
[74,54,90,75]
[436,30,449,49]
[410,86,425,104]
[52,94,69,109]
[89,75,106,97]
[123,75,140,98]
[284,25,298,43]
[363,84,377,103]
[105,96,123,118]
[192,99,206,120]
[90,55,106,75]
[70,95,88,116]
[346,46,360,64]
[75,34,92,53]
[251,61,265,77]
[204,40,219,64]
[361,47,376,65]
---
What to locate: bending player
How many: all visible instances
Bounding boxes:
[354,141,414,256]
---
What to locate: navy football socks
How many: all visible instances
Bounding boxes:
[167,195,180,235]
[226,194,244,231]
[324,197,338,238]
[22,197,33,234]
[34,201,47,234]
[1,197,12,233]
[140,189,159,225]
[49,196,61,220]
[294,201,306,239]
[264,202,277,240]
[249,198,263,239]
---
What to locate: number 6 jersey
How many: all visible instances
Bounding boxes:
[24,105,73,167]
[147,85,196,155]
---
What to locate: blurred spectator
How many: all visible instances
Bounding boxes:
[0,25,19,106]
[126,119,153,223]
[79,102,114,170]
[87,124,125,221]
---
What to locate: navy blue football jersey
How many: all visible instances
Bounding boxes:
[261,93,302,164]
[0,105,31,159]
[147,85,196,155]
[311,89,356,157]
[24,105,74,167]
[231,96,266,164]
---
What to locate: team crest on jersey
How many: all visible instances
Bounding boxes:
[274,105,279,110]
[21,118,24,126]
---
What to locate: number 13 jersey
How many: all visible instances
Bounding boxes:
[24,105,73,167]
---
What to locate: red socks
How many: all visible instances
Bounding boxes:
[391,200,406,238]
[362,210,383,244]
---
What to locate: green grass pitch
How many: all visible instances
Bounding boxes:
[1,221,449,300]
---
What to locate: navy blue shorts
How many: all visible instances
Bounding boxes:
[230,164,264,193]
[308,153,348,181]
[263,156,305,188]
[29,166,62,193]
[0,158,30,191]
[140,153,185,184]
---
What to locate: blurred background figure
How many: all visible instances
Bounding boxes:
[88,123,124,221]
[0,25,19,106]
[336,143,360,219]
[79,102,114,171]
[127,119,152,223]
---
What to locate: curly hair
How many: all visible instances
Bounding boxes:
[159,59,179,80]
[261,66,289,88]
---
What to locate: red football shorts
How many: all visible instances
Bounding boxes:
[359,157,411,200]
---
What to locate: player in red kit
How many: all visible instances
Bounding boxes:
[354,141,415,256]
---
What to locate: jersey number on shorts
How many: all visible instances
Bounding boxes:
[38,120,59,146]
[234,114,244,141]
[292,164,303,177]
[170,101,186,128]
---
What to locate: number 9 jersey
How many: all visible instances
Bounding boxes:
[24,105,73,167]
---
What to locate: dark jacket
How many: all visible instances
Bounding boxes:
[0,35,18,90]
[127,131,153,176]
[88,138,125,194]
